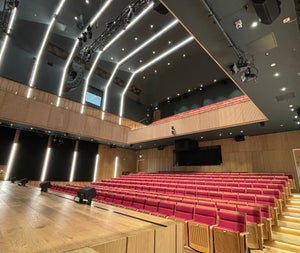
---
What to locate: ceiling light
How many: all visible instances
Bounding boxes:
[142,76,145,79]
[110,57,114,60]
[213,79,217,82]
[167,62,171,66]
[154,69,157,73]
[128,67,131,71]
[150,24,154,28]
[34,14,37,17]
[251,21,258,28]
[219,133,222,136]
[153,51,156,54]
[280,124,284,127]
[177,93,180,96]
[188,89,191,92]
[240,130,244,133]
[182,54,186,57]
[168,41,171,44]
[270,63,276,67]
[289,104,293,108]
[134,37,138,41]
[294,115,299,119]
[229,132,232,135]
[200,136,204,139]
[85,0,89,4]
[167,97,170,100]
[274,72,279,77]
[280,87,286,91]
[282,17,291,23]
[122,48,125,51]
[139,59,142,63]
[297,121,300,125]
[291,108,295,111]
[74,16,78,20]
[297,72,300,76]
[265,52,270,56]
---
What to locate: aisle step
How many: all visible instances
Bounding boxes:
[272,226,300,246]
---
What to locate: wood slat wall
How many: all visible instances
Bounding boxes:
[127,100,267,144]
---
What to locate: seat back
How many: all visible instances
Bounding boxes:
[157,201,175,216]
[144,199,159,213]
[194,205,217,225]
[174,203,194,220]
[217,210,247,233]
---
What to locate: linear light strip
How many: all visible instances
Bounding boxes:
[69,151,78,182]
[118,36,194,117]
[4,143,18,181]
[81,2,154,113]
[29,0,66,88]
[0,8,17,67]
[57,0,113,106]
[93,154,100,182]
[40,148,52,181]
[102,19,178,113]
[113,156,119,178]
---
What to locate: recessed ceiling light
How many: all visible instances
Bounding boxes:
[229,132,232,135]
[139,59,143,63]
[154,69,157,73]
[168,41,171,44]
[152,51,156,54]
[110,57,114,60]
[280,124,284,127]
[280,87,286,91]
[128,67,131,71]
[177,93,180,96]
[74,16,78,20]
[150,24,154,28]
[294,115,299,119]
[182,53,186,57]
[142,76,145,79]
[270,63,276,67]
[213,79,217,82]
[200,84,203,87]
[265,52,270,56]
[167,97,170,100]
[240,130,244,133]
[219,133,222,136]
[274,72,279,77]
[297,72,300,76]
[289,104,293,108]
[167,62,171,66]
[34,14,37,17]
[188,89,191,92]
[122,48,125,51]
[201,136,204,139]
[85,0,89,4]
[134,37,138,41]
[283,17,291,23]
[297,121,300,125]
[251,21,258,28]
[291,108,295,111]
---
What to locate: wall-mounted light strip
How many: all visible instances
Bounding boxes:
[69,151,78,182]
[57,0,113,107]
[81,2,154,114]
[119,36,194,118]
[101,19,178,114]
[93,154,100,182]
[40,148,52,181]
[28,0,66,95]
[113,156,119,178]
[0,8,17,68]
[4,143,18,181]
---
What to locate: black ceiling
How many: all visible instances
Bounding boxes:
[0,0,299,149]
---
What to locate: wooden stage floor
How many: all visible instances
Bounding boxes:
[0,182,182,253]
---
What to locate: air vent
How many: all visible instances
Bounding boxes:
[275,92,296,102]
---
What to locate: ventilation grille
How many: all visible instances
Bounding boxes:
[275,92,296,102]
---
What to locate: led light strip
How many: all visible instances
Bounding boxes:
[57,0,113,107]
[93,154,100,182]
[119,36,194,119]
[40,148,52,181]
[69,151,78,182]
[113,156,119,178]
[101,19,178,114]
[4,143,18,181]
[28,0,66,95]
[0,8,17,68]
[80,2,154,114]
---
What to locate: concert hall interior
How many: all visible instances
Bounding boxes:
[0,0,300,252]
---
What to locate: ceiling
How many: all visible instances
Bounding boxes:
[0,0,299,149]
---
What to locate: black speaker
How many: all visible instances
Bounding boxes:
[175,139,198,151]
[153,1,168,15]
[77,187,96,205]
[18,178,28,186]
[10,177,17,183]
[234,135,245,142]
[40,181,52,192]
[252,0,281,24]
[297,107,300,117]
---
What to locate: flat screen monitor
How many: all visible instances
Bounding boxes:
[85,92,102,107]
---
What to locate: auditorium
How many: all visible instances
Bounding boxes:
[0,0,300,252]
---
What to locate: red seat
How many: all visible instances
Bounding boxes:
[144,199,159,213]
[173,203,194,220]
[132,197,145,210]
[155,201,175,217]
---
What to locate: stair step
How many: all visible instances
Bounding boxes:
[278,217,300,230]
[260,241,300,253]
[287,200,300,207]
[272,226,300,246]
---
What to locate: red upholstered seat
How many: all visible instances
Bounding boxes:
[216,203,237,211]
[223,192,238,200]
[247,188,262,195]
[155,201,175,217]
[144,199,159,213]
[238,193,256,202]
[122,196,133,207]
[173,204,194,220]
[237,206,262,224]
[132,197,145,210]
[217,210,247,233]
[193,205,217,225]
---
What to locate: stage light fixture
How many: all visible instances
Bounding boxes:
[230,57,250,74]
[19,178,28,186]
[241,68,257,83]
[10,177,17,183]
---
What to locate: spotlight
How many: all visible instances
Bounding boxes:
[10,177,17,183]
[230,57,250,74]
[40,181,52,192]
[241,68,257,82]
[18,178,28,186]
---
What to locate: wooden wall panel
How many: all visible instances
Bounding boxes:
[128,101,267,144]
[0,89,129,144]
[96,144,137,181]
[139,131,300,191]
